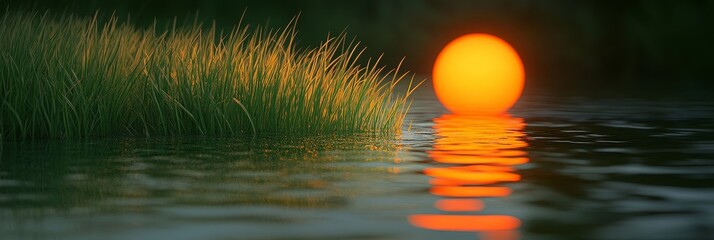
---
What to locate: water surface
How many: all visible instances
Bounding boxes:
[2,90,713,239]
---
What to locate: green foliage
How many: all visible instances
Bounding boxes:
[0,11,418,140]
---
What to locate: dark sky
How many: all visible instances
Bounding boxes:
[5,0,714,98]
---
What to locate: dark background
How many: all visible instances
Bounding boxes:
[4,0,714,98]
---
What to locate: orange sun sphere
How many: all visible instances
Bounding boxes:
[433,34,525,115]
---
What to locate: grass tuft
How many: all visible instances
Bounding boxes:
[0,11,420,140]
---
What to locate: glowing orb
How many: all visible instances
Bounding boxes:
[433,34,525,114]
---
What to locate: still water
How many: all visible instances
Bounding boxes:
[2,89,713,239]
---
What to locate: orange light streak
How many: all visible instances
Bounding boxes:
[431,186,512,197]
[409,215,521,231]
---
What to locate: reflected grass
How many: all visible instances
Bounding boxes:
[0,11,419,140]
[0,135,402,211]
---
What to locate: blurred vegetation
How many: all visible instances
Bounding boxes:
[4,0,713,97]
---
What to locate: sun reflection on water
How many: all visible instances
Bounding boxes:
[409,114,528,239]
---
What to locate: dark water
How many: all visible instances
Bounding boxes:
[2,89,713,240]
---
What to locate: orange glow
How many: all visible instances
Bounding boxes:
[427,154,529,165]
[427,149,526,157]
[430,178,487,186]
[433,34,525,114]
[435,199,484,212]
[429,177,498,186]
[455,165,515,172]
[409,215,521,231]
[424,167,521,183]
[431,186,511,197]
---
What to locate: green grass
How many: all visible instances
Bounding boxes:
[0,11,419,140]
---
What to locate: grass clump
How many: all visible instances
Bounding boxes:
[0,11,418,140]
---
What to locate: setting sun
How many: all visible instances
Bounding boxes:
[433,34,525,114]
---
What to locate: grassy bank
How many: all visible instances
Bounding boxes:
[0,11,418,140]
